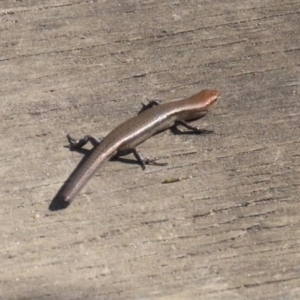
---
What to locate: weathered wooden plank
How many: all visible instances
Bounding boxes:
[0,0,299,299]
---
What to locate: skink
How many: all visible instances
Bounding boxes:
[49,89,220,210]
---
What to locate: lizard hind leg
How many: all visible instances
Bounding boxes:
[67,134,102,150]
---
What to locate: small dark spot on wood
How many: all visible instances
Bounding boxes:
[133,73,147,78]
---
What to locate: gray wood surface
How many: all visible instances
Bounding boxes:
[0,1,299,299]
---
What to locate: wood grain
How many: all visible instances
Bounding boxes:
[0,0,299,299]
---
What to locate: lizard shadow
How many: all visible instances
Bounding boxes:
[49,127,213,211]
